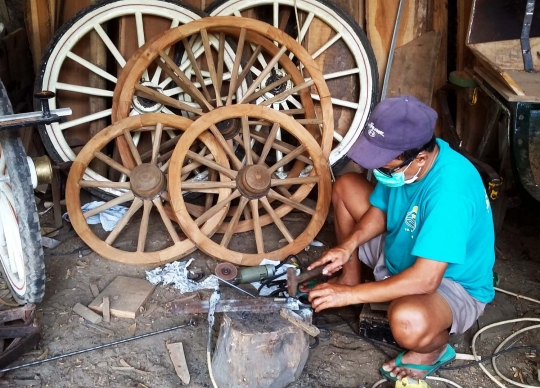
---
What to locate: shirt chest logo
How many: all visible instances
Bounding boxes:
[404,205,419,233]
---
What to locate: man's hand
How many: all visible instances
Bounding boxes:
[308,283,355,312]
[307,246,353,276]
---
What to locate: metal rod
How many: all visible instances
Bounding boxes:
[380,0,405,100]
[217,278,256,298]
[0,319,196,373]
[0,108,72,123]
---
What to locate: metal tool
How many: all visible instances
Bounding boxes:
[170,297,307,314]
[0,318,197,373]
[380,0,406,100]
[217,278,256,298]
[215,263,276,284]
[286,267,325,298]
[0,91,71,131]
[521,0,536,72]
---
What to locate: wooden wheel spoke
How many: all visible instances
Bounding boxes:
[152,199,181,244]
[268,189,315,216]
[250,199,264,254]
[260,197,293,243]
[217,32,225,95]
[209,125,244,169]
[241,74,292,104]
[157,52,213,111]
[233,45,263,98]
[258,123,280,166]
[79,180,130,189]
[241,116,252,165]
[195,189,241,226]
[260,80,314,107]
[220,197,248,247]
[151,123,163,165]
[84,192,135,219]
[226,28,246,106]
[186,149,237,179]
[271,176,319,186]
[181,38,212,102]
[123,130,143,166]
[137,200,152,252]
[200,29,221,107]
[135,84,203,116]
[251,130,312,165]
[205,170,218,211]
[105,198,143,245]
[141,134,181,163]
[94,151,132,176]
[239,45,288,103]
[181,180,236,191]
[267,144,307,174]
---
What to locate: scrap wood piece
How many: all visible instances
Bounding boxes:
[73,303,102,324]
[128,323,137,336]
[385,31,441,105]
[166,342,190,385]
[90,283,100,298]
[88,276,155,319]
[103,296,110,323]
[279,308,320,337]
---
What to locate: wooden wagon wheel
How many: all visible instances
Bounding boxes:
[169,105,331,266]
[112,16,333,176]
[207,0,379,171]
[66,113,231,266]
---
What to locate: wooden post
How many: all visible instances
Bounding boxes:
[211,312,310,388]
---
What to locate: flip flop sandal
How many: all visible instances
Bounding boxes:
[379,343,456,382]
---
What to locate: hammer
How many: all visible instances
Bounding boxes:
[287,267,326,297]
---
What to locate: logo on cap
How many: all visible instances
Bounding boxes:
[366,122,385,138]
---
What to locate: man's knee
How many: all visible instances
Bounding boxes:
[332,172,373,206]
[388,299,434,349]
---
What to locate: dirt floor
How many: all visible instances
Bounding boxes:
[1,189,539,388]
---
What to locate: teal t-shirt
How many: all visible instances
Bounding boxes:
[369,139,495,303]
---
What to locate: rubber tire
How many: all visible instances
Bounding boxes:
[0,80,45,304]
[34,0,205,201]
[205,0,379,174]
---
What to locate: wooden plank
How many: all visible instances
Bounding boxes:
[469,39,540,70]
[90,283,100,298]
[167,342,190,385]
[88,276,155,319]
[386,31,441,105]
[102,296,110,323]
[430,0,447,137]
[366,0,429,92]
[73,302,102,324]
[25,0,52,72]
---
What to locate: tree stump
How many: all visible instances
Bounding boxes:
[211,311,311,388]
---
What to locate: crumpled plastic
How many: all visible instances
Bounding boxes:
[63,201,128,232]
[146,258,219,294]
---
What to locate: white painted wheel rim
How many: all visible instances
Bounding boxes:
[0,146,26,295]
[210,0,376,166]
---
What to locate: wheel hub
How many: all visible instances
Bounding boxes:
[215,118,241,140]
[236,165,271,199]
[132,82,165,113]
[130,163,166,199]
[261,68,293,103]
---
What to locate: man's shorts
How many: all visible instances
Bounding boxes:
[358,234,486,334]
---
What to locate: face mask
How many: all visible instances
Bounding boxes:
[373,162,422,187]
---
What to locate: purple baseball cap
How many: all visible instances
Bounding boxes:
[347,95,437,169]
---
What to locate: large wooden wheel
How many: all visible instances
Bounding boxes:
[36,0,207,199]
[169,105,331,266]
[112,16,333,176]
[66,114,231,266]
[207,0,379,171]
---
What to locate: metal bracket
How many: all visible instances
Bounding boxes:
[521,0,537,72]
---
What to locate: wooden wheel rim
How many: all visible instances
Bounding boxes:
[66,113,231,266]
[169,105,331,266]
[112,16,334,165]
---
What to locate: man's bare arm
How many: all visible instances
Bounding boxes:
[308,205,387,275]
